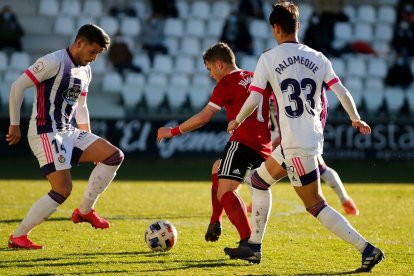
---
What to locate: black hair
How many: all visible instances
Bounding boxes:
[75,24,110,50]
[269,1,299,35]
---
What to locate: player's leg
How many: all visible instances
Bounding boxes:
[244,169,254,213]
[224,151,286,263]
[217,178,250,241]
[248,157,286,245]
[205,159,223,242]
[9,132,74,249]
[318,155,359,216]
[216,142,260,243]
[72,135,124,229]
[293,156,384,272]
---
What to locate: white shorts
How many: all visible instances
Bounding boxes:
[271,147,319,187]
[28,128,99,176]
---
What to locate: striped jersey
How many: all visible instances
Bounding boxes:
[209,70,272,159]
[250,42,336,158]
[25,48,91,134]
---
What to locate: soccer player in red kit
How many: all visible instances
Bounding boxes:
[157,42,273,246]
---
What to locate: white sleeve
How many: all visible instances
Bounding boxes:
[9,74,36,125]
[27,54,60,83]
[235,91,262,123]
[330,82,360,121]
[75,94,90,125]
[250,54,269,90]
[236,54,269,123]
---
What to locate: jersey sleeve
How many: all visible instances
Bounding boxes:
[24,53,60,85]
[249,55,269,94]
[82,65,92,96]
[323,56,340,89]
[208,81,229,110]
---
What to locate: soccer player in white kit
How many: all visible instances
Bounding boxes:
[225,2,384,272]
[6,24,124,249]
[246,101,360,216]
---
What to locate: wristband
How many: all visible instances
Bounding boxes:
[171,126,182,136]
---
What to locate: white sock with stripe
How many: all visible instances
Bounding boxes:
[317,205,367,252]
[249,186,272,244]
[321,167,349,203]
[14,194,60,237]
[78,163,118,214]
[248,163,276,245]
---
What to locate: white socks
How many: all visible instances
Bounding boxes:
[248,187,272,244]
[14,194,60,237]
[243,169,254,196]
[78,163,118,214]
[248,163,276,245]
[321,167,349,203]
[256,162,278,184]
[317,205,367,252]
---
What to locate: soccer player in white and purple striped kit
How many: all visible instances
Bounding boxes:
[225,2,384,272]
[6,24,124,249]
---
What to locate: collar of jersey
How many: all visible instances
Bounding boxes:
[281,41,300,45]
[66,48,80,67]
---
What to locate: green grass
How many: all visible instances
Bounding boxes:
[1,157,414,183]
[1,180,413,275]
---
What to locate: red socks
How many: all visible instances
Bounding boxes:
[210,173,224,224]
[220,191,251,240]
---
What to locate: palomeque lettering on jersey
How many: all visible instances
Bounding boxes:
[275,56,319,75]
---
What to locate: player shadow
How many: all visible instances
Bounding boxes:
[69,251,153,257]
[0,217,69,224]
[137,259,249,273]
[71,251,247,271]
[295,271,359,275]
[50,270,129,275]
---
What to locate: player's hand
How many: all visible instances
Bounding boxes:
[6,125,21,145]
[352,120,371,135]
[157,127,173,143]
[227,120,240,135]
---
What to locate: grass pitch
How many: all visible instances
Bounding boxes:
[0,180,413,275]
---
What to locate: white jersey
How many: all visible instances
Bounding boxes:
[25,48,92,134]
[250,42,338,158]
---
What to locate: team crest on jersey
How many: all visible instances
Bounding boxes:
[63,84,81,105]
[33,61,44,73]
[58,155,65,163]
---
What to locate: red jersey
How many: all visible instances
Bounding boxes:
[209,70,272,159]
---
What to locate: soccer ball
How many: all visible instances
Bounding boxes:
[145,220,178,252]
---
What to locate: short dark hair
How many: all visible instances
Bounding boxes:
[269,1,299,35]
[203,42,235,65]
[75,24,110,50]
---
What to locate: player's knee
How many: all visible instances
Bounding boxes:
[306,200,327,217]
[61,186,72,198]
[102,148,124,166]
[217,182,240,202]
[48,190,68,204]
[256,162,278,186]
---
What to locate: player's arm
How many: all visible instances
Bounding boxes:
[229,54,268,133]
[227,91,262,133]
[157,104,219,142]
[6,74,35,145]
[330,82,371,135]
[75,92,91,132]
